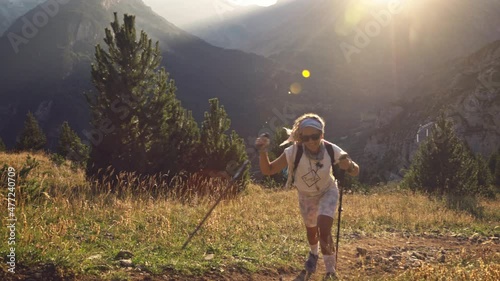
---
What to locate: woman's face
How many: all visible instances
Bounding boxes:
[300,126,323,152]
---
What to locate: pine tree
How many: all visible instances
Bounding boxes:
[495,157,500,187]
[200,98,249,183]
[488,149,497,175]
[475,154,496,198]
[148,89,200,174]
[488,148,500,187]
[57,122,89,167]
[265,127,290,186]
[88,13,155,174]
[16,111,46,151]
[0,137,6,152]
[200,98,230,171]
[87,13,199,176]
[403,112,478,197]
[476,155,492,188]
[268,127,290,159]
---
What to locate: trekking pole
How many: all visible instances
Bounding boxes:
[335,158,347,269]
[181,160,250,250]
[181,133,268,250]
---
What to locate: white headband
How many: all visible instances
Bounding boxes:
[299,118,324,132]
[279,118,324,146]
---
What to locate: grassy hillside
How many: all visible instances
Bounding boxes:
[0,152,499,280]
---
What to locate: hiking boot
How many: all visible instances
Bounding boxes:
[304,252,319,273]
[324,271,339,280]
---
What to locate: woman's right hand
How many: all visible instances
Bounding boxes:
[255,133,270,152]
[256,133,288,176]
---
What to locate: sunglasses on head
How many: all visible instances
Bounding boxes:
[300,133,321,142]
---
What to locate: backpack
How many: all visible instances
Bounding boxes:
[290,142,346,187]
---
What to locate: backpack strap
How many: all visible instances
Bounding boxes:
[292,142,344,185]
[325,141,346,187]
[290,144,303,185]
[325,142,336,177]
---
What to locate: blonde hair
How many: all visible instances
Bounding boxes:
[281,113,325,146]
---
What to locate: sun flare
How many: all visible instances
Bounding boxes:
[227,0,278,7]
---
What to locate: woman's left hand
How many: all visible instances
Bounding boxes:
[339,154,359,176]
[338,155,352,171]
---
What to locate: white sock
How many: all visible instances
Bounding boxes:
[323,255,336,273]
[310,243,319,256]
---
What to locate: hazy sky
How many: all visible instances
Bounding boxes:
[142,0,279,28]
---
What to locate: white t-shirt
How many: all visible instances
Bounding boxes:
[284,140,346,197]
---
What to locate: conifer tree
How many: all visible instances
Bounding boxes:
[225,130,250,184]
[148,86,200,174]
[265,127,290,186]
[268,127,290,160]
[16,111,46,151]
[476,155,492,188]
[403,112,478,196]
[87,13,199,176]
[488,148,500,187]
[495,156,500,187]
[200,98,248,182]
[57,121,89,167]
[200,98,230,170]
[0,137,5,152]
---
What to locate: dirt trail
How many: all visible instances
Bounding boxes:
[257,233,498,281]
[2,234,499,281]
[284,233,499,281]
[157,234,499,281]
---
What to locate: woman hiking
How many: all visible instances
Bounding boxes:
[255,113,359,280]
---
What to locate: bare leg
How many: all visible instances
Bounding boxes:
[306,226,319,246]
[317,215,334,255]
[304,226,320,276]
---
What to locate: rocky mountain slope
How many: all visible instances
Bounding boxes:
[356,40,500,183]
[188,0,500,105]
[0,0,299,149]
[1,1,499,183]
[0,0,45,36]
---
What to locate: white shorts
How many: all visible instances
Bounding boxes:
[298,187,339,228]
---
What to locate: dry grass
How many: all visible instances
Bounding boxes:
[1,151,87,191]
[1,152,499,280]
[342,190,495,235]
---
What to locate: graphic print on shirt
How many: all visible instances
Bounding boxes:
[301,166,321,189]
[284,141,344,194]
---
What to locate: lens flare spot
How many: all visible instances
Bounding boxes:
[290,82,302,95]
[302,69,311,78]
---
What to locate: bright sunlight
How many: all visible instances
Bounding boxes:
[228,0,278,7]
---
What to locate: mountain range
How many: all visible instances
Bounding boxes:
[188,0,500,99]
[0,0,499,182]
[0,0,301,149]
[356,39,500,183]
[0,0,45,36]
